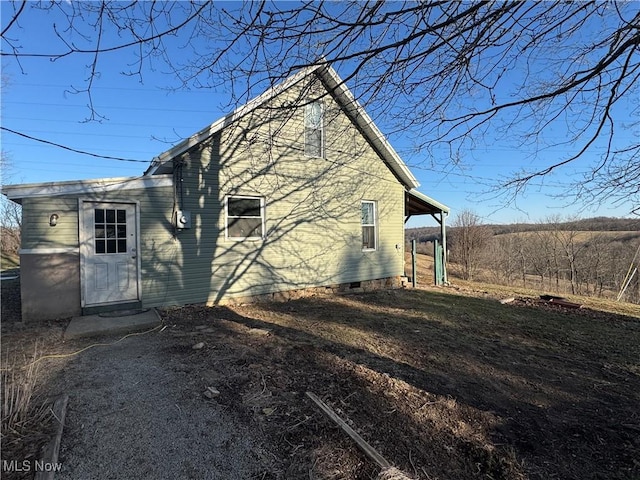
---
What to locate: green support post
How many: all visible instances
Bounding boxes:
[412,239,417,288]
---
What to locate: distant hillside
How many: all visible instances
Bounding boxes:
[406,216,640,243]
[406,216,639,304]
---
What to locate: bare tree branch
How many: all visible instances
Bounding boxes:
[1,1,638,213]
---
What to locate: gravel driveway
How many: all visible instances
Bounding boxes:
[52,329,269,479]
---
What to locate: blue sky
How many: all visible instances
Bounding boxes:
[1,3,636,228]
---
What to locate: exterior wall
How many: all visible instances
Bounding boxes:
[21,197,80,249]
[17,73,408,318]
[18,186,175,320]
[147,73,406,307]
[19,197,81,320]
[20,252,81,321]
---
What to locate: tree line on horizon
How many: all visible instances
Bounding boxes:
[407,214,640,304]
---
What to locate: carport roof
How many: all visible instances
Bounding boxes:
[406,189,450,216]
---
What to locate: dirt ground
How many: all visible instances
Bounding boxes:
[156,288,639,479]
[2,279,639,479]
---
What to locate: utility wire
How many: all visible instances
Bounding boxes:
[1,127,150,163]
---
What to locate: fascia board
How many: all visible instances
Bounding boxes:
[2,174,173,201]
[407,188,450,214]
[146,66,319,174]
[317,65,420,189]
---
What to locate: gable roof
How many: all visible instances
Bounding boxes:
[3,64,450,214]
[146,63,420,189]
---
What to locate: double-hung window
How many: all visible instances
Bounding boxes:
[361,201,376,251]
[226,196,265,240]
[305,101,324,157]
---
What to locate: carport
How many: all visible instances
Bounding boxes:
[405,189,450,285]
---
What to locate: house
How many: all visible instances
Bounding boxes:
[2,63,449,322]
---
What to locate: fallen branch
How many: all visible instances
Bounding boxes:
[306,391,390,469]
[306,391,414,479]
[548,298,582,309]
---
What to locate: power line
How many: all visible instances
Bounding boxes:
[3,100,220,114]
[1,127,150,163]
[7,116,204,130]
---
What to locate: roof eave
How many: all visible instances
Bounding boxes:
[406,189,450,215]
[1,174,173,202]
[316,65,420,189]
[146,63,421,190]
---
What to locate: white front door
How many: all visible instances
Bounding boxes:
[81,201,139,306]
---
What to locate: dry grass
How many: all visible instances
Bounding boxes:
[162,283,640,479]
[495,230,640,243]
[0,250,19,271]
[448,278,640,318]
[1,341,55,479]
[2,343,43,432]
[408,251,640,318]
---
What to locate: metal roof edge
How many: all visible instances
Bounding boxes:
[2,174,173,201]
[407,189,450,214]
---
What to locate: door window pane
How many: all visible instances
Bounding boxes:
[94,208,129,254]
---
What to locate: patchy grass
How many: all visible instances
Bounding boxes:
[408,251,640,317]
[1,251,19,271]
[160,287,640,479]
[447,278,640,319]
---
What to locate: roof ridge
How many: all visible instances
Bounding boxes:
[144,63,419,189]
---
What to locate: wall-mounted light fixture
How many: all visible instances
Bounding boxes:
[49,214,59,227]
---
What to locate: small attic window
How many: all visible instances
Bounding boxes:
[305,101,324,158]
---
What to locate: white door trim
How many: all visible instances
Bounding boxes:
[79,199,141,307]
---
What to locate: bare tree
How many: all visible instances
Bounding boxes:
[450,209,492,281]
[485,234,519,285]
[1,2,639,212]
[0,152,21,256]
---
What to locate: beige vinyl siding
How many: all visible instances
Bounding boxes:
[20,73,407,311]
[165,73,405,305]
[20,197,80,249]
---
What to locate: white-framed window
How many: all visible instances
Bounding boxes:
[225,195,265,240]
[305,101,324,158]
[361,200,376,251]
